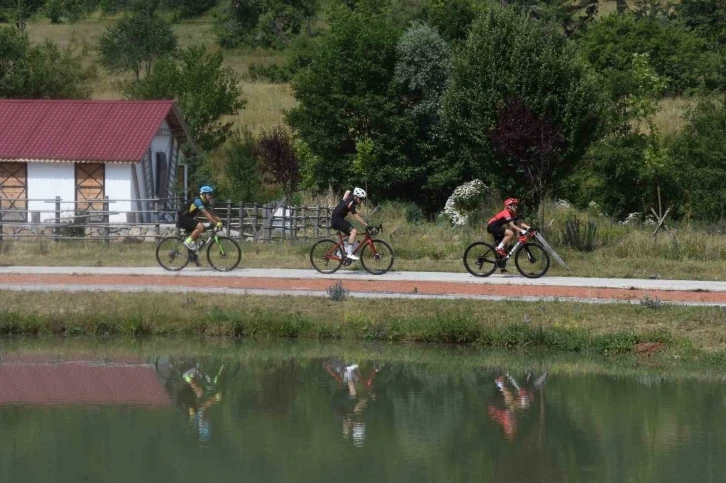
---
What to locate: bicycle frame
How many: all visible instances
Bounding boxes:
[498,230,537,262]
[324,231,377,262]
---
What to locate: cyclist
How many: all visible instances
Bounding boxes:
[177,186,224,251]
[331,187,371,261]
[487,198,530,258]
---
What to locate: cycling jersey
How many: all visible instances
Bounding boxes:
[488,209,518,228]
[179,197,210,219]
[332,198,357,219]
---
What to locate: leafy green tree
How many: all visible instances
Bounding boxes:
[579,14,724,97]
[216,0,319,48]
[177,0,216,18]
[441,5,605,206]
[0,26,90,98]
[98,9,177,80]
[289,7,454,208]
[419,0,480,42]
[125,45,245,151]
[676,0,726,49]
[503,0,598,36]
[287,7,403,194]
[225,131,263,203]
[670,99,726,221]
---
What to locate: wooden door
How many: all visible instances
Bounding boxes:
[76,163,105,222]
[0,162,27,222]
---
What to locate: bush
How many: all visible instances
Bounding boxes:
[326,281,350,301]
[403,203,424,224]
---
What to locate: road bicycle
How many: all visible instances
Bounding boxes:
[156,224,241,272]
[309,224,394,275]
[463,229,550,279]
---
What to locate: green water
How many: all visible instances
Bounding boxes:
[0,339,724,483]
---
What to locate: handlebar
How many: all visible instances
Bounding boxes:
[366,224,383,236]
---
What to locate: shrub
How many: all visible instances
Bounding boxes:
[326,281,350,302]
[561,217,598,252]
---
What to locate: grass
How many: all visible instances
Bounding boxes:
[22,17,294,134]
[0,290,725,360]
[3,202,726,279]
[4,335,726,383]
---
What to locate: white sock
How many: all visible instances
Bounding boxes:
[497,243,504,250]
[345,243,351,255]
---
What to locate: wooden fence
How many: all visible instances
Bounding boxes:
[0,197,338,242]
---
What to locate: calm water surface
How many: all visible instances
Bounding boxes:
[0,340,724,483]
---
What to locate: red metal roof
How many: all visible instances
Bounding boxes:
[0,100,188,163]
[0,361,171,407]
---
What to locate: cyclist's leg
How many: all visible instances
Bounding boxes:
[178,216,199,249]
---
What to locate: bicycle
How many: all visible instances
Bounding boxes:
[156,224,241,272]
[463,229,550,279]
[309,224,394,275]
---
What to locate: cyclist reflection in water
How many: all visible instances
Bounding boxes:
[324,360,380,448]
[180,365,224,442]
[487,372,547,441]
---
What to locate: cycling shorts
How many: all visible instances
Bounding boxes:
[331,217,354,236]
[487,223,506,244]
[177,215,200,233]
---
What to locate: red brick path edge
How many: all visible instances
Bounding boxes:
[2,273,726,304]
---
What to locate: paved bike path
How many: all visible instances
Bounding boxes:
[0,266,724,306]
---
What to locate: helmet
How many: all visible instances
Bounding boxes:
[353,187,367,199]
[200,186,214,195]
[504,198,519,208]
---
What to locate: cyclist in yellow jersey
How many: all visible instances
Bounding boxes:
[177,186,224,250]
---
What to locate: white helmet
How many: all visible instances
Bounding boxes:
[353,187,367,199]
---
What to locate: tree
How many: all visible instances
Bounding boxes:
[670,99,726,221]
[287,6,403,193]
[0,26,90,98]
[225,131,262,203]
[441,5,605,206]
[256,126,300,203]
[489,97,565,227]
[98,9,177,80]
[677,0,726,49]
[125,45,245,151]
[419,0,480,42]
[503,0,598,37]
[215,0,319,48]
[578,14,724,97]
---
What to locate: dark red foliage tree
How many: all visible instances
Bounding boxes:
[489,96,565,227]
[256,126,301,203]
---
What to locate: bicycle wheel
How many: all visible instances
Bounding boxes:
[310,239,343,274]
[462,241,498,277]
[207,236,242,271]
[515,242,550,279]
[156,236,190,271]
[359,239,394,275]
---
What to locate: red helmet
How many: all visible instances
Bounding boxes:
[504,198,519,208]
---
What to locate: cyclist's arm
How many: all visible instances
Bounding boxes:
[519,222,531,231]
[199,208,222,224]
[352,213,367,227]
[504,221,526,234]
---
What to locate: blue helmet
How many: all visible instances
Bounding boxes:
[200,186,214,195]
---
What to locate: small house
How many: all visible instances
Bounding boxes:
[0,99,193,223]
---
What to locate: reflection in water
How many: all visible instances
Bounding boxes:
[1,345,725,483]
[324,360,381,447]
[488,372,547,441]
[155,357,239,442]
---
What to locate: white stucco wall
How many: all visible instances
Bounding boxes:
[27,163,75,222]
[105,163,133,223]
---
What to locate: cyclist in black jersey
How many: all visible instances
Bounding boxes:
[331,187,371,261]
[177,186,224,251]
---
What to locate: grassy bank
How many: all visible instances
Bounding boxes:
[1,290,725,361]
[4,336,726,383]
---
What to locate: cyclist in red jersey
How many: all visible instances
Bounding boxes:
[487,198,530,258]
